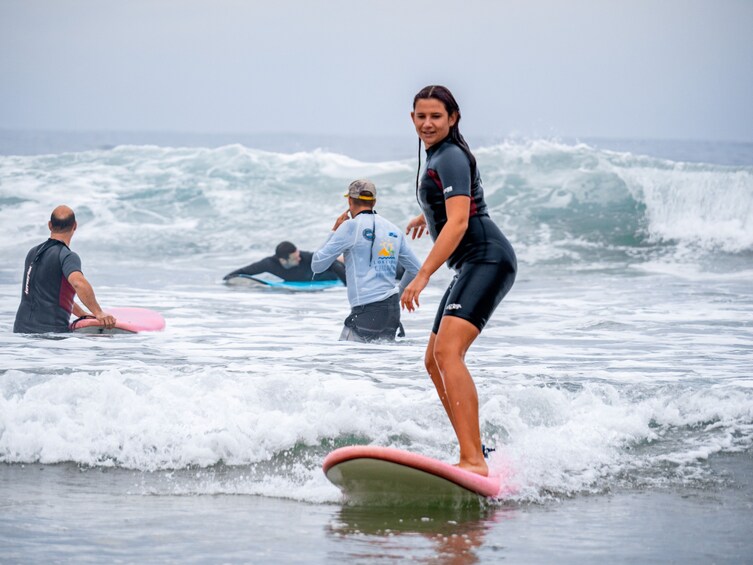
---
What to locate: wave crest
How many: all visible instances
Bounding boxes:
[1,140,751,264]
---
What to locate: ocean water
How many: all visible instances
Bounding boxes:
[1,132,752,563]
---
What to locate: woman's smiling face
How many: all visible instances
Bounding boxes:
[411,98,458,149]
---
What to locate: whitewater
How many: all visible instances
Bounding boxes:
[0,136,751,563]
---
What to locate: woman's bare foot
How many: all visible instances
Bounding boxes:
[455,459,489,477]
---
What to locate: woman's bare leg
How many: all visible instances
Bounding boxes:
[432,316,487,476]
[425,332,458,434]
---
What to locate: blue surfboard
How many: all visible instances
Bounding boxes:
[224,273,343,292]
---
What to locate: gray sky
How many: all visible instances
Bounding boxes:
[1,0,751,142]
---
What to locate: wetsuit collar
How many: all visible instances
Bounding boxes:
[34,238,66,263]
[425,136,451,156]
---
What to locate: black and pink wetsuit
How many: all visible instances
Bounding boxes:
[418,137,517,333]
[14,239,82,333]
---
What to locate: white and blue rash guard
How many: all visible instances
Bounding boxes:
[312,210,421,308]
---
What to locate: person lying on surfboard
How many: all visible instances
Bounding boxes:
[401,85,517,476]
[13,205,116,334]
[223,241,347,285]
[312,180,421,342]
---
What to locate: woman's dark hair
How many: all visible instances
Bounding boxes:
[412,85,477,190]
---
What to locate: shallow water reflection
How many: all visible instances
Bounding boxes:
[327,504,516,564]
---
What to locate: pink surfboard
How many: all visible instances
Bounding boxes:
[323,445,504,505]
[70,307,166,334]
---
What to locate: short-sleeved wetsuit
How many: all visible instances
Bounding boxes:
[223,251,346,284]
[418,137,517,333]
[13,239,82,333]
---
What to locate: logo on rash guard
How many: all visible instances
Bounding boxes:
[375,241,396,273]
[378,242,395,257]
[24,265,32,295]
[445,303,462,310]
[362,228,375,241]
[443,185,453,194]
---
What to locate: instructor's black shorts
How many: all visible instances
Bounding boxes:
[432,260,517,334]
[341,293,403,342]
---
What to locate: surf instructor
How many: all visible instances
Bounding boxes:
[401,85,517,476]
[14,205,116,333]
[312,180,421,342]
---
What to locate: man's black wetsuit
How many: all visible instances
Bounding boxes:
[417,137,517,333]
[223,251,347,284]
[13,239,82,333]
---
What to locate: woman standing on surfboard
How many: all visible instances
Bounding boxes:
[401,85,517,476]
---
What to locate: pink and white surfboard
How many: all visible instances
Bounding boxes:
[70,307,166,334]
[323,445,506,505]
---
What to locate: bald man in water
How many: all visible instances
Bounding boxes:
[13,205,116,333]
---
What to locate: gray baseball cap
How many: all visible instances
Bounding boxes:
[344,179,377,200]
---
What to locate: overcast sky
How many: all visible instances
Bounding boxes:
[1,0,751,142]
